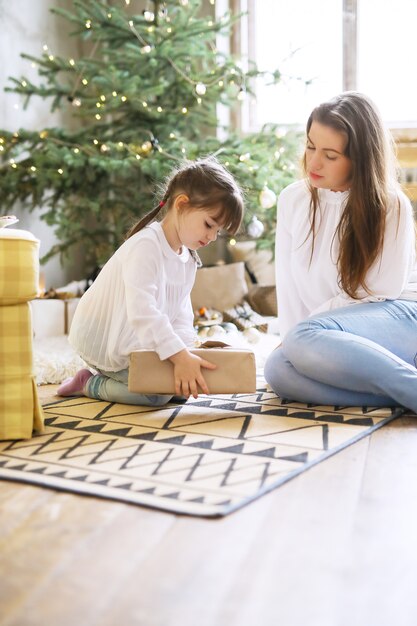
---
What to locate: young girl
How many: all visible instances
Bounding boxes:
[264,92,417,413]
[58,157,244,405]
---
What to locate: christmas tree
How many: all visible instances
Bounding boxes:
[0,0,300,273]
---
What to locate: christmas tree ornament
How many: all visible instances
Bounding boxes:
[143,10,154,22]
[247,215,265,238]
[221,322,238,333]
[259,186,277,209]
[0,0,299,272]
[141,140,152,153]
[67,96,80,107]
[0,215,19,228]
[207,324,226,336]
[195,82,206,96]
[243,327,261,343]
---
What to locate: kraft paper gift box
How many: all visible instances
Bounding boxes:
[30,296,81,338]
[129,342,256,395]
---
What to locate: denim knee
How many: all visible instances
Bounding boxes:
[264,348,291,397]
[145,394,173,407]
[283,321,311,356]
[264,349,277,387]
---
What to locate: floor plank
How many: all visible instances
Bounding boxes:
[3,501,175,626]
[338,416,417,626]
[1,386,416,626]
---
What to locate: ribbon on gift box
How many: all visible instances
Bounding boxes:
[223,301,268,333]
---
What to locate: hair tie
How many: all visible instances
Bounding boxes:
[159,200,165,208]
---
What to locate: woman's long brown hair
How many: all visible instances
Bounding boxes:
[302,92,399,298]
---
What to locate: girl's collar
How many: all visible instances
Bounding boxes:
[148,221,190,263]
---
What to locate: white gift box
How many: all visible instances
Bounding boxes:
[30,297,80,338]
[65,297,80,333]
[31,299,65,338]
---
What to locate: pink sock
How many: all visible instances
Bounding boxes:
[57,369,93,397]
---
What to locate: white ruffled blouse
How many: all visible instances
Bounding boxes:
[276,180,417,338]
[69,222,197,371]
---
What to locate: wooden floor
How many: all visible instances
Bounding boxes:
[1,387,417,626]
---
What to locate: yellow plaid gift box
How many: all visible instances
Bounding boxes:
[0,229,44,439]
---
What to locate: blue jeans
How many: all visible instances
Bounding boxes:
[84,366,173,407]
[264,300,417,412]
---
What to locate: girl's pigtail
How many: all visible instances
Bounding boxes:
[125,199,166,240]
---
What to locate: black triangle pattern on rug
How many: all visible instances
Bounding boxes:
[0,383,403,517]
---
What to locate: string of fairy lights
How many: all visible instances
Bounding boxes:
[0,0,290,229]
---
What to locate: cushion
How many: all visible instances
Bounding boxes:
[0,229,40,305]
[0,378,44,440]
[246,285,278,317]
[227,241,275,286]
[191,262,248,311]
[0,303,44,439]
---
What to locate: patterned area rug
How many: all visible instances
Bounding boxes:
[0,377,403,517]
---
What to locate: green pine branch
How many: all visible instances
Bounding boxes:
[0,0,302,273]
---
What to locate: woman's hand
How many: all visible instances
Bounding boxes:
[169,349,217,398]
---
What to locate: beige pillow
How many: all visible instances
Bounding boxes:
[191,262,248,311]
[227,241,275,285]
[246,285,278,317]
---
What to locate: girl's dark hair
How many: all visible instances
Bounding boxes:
[302,91,399,298]
[126,156,244,239]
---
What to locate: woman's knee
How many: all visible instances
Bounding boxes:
[264,348,293,396]
[282,320,323,365]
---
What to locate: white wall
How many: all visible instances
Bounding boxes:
[0,0,82,288]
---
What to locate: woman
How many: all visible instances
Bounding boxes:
[264,92,417,412]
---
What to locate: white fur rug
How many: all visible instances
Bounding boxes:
[34,336,87,385]
[33,333,280,385]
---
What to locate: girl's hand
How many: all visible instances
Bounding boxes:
[169,349,217,398]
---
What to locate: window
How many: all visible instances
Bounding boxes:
[250,0,417,129]
[252,0,343,127]
[357,0,417,126]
